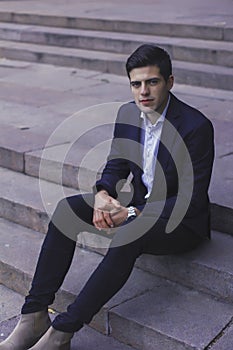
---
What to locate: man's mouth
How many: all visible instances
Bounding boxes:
[139,98,154,104]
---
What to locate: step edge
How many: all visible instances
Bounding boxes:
[0,11,231,41]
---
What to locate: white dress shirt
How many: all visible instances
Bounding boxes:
[141,96,170,198]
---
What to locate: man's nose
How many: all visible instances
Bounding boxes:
[140,82,149,95]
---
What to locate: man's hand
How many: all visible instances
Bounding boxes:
[109,206,128,227]
[93,190,140,232]
[93,190,121,230]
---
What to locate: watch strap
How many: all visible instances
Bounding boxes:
[127,206,137,220]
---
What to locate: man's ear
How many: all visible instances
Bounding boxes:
[167,75,174,90]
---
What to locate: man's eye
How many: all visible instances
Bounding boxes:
[131,81,141,88]
[149,79,158,85]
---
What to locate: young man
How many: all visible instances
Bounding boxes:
[0,44,214,349]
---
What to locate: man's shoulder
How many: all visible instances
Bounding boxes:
[170,93,213,130]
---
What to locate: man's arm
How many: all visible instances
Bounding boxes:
[93,105,132,230]
[94,104,135,198]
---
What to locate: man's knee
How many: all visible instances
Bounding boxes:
[54,194,90,217]
[51,194,94,240]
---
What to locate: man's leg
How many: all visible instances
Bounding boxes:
[0,193,96,349]
[51,234,144,332]
[50,215,203,333]
[22,193,96,314]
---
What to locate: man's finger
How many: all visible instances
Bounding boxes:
[93,209,112,230]
[103,211,114,228]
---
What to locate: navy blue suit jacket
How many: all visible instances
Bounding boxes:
[95,93,214,239]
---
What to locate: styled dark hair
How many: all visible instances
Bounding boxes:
[126,44,172,82]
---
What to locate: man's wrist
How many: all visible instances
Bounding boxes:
[96,189,109,196]
[126,206,137,221]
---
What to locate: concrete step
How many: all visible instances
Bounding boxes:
[0,166,77,233]
[109,289,233,350]
[0,11,232,41]
[0,217,233,350]
[136,230,233,304]
[0,22,232,67]
[0,284,24,325]
[0,40,232,90]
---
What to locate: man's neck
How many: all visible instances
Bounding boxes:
[145,111,161,125]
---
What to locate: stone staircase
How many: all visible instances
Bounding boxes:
[0,12,232,90]
[0,10,233,350]
[1,166,233,350]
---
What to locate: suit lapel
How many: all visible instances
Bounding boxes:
[156,93,182,172]
[126,104,144,168]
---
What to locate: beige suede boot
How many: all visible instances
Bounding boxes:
[29,326,74,350]
[0,310,51,350]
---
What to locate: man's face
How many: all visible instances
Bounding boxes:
[129,65,174,115]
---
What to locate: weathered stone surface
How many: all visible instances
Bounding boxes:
[25,141,111,191]
[0,22,232,67]
[210,204,233,236]
[0,11,227,41]
[0,124,56,172]
[0,56,107,91]
[0,0,232,27]
[0,39,233,89]
[224,26,233,41]
[72,324,136,350]
[173,84,233,105]
[110,285,233,350]
[0,78,84,107]
[136,231,233,303]
[0,285,24,323]
[0,315,20,343]
[0,167,76,232]
[173,60,233,90]
[210,325,233,350]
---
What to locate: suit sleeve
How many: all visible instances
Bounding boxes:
[94,107,131,198]
[181,119,214,215]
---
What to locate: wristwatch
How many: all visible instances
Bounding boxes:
[126,206,137,220]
